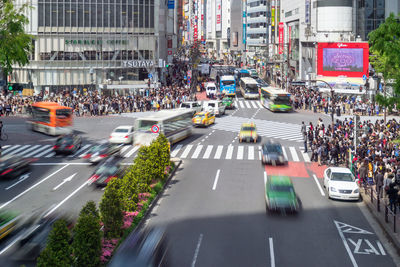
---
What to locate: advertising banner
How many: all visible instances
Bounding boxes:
[216,0,222,32]
[207,0,212,33]
[278,22,284,55]
[317,42,369,78]
[288,25,292,55]
[242,0,246,44]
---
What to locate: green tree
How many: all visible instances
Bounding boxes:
[79,200,100,219]
[0,0,32,79]
[37,219,72,267]
[100,178,124,238]
[72,201,102,267]
[368,13,400,122]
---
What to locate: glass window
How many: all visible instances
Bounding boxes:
[71,3,77,27]
[78,4,84,27]
[91,3,96,27]
[97,3,103,27]
[139,2,144,27]
[331,172,354,182]
[57,3,64,27]
[109,4,115,27]
[84,3,90,27]
[377,0,384,9]
[116,4,122,27]
[38,3,44,27]
[376,9,385,20]
[45,3,51,26]
[51,3,57,26]
[32,107,50,123]
[65,3,71,27]
[134,5,139,27]
[103,4,109,27]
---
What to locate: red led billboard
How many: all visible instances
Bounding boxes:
[317,42,369,78]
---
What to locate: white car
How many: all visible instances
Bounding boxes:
[206,82,217,98]
[203,100,226,117]
[323,167,360,201]
[109,126,134,144]
[179,101,202,115]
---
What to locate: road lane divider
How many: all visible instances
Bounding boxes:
[269,237,275,267]
[312,174,326,196]
[52,173,77,191]
[212,169,220,191]
[191,233,204,267]
[0,164,70,210]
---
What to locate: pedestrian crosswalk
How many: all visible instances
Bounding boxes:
[211,115,304,142]
[1,143,311,162]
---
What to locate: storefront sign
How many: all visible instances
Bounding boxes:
[278,22,284,55]
[122,60,154,68]
[305,0,310,25]
[65,39,128,45]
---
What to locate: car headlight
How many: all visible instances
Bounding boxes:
[330,187,337,192]
[354,188,359,193]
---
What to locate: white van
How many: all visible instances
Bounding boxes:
[206,82,217,98]
[203,100,226,117]
[179,101,203,115]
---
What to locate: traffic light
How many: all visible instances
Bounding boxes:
[8,83,23,91]
[8,84,12,91]
[166,64,169,68]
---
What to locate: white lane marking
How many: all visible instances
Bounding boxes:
[180,145,193,159]
[191,234,204,267]
[119,145,131,155]
[212,169,220,190]
[124,146,139,158]
[334,221,358,267]
[376,241,386,255]
[208,132,213,136]
[45,179,90,218]
[257,101,263,108]
[235,95,238,101]
[15,145,40,157]
[1,145,21,155]
[0,226,39,255]
[258,146,262,160]
[7,145,30,156]
[171,144,183,157]
[44,152,56,158]
[237,146,244,160]
[250,101,258,108]
[0,164,70,210]
[191,145,203,159]
[248,146,255,160]
[226,145,234,159]
[313,174,326,196]
[5,173,31,190]
[52,173,77,191]
[302,151,311,162]
[33,146,53,158]
[244,101,251,108]
[239,101,244,108]
[32,162,92,166]
[24,145,50,157]
[282,146,288,161]
[269,237,275,267]
[289,147,299,162]
[69,144,91,157]
[214,145,223,159]
[203,145,213,159]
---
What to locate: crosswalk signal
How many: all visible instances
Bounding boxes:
[8,84,13,91]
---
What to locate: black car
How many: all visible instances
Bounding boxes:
[255,78,268,88]
[53,134,82,154]
[88,156,125,187]
[261,141,287,165]
[109,227,170,267]
[0,155,31,179]
[82,143,121,164]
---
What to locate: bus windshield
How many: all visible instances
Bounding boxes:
[274,96,291,105]
[136,120,158,132]
[245,84,258,93]
[221,80,234,86]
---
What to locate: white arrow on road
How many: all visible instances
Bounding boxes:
[52,173,77,191]
[5,173,31,190]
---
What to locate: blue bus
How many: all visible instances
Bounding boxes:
[220,75,236,96]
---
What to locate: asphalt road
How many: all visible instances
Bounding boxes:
[0,98,397,266]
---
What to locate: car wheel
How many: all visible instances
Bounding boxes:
[327,189,331,199]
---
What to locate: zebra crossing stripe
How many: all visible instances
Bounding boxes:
[244,101,251,108]
[282,146,288,161]
[257,101,263,108]
[214,145,223,159]
[7,145,31,156]
[237,146,244,160]
[171,144,182,157]
[248,146,255,160]
[24,145,51,158]
[180,145,193,159]
[125,146,139,158]
[203,145,213,159]
[250,101,258,108]
[191,145,203,159]
[258,146,262,160]
[35,147,54,158]
[226,145,234,159]
[302,152,311,163]
[1,145,20,155]
[15,145,40,157]
[239,101,244,108]
[70,144,91,158]
[120,146,131,155]
[45,151,56,158]
[289,147,300,162]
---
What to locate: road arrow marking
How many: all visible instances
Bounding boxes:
[5,173,31,190]
[52,173,77,191]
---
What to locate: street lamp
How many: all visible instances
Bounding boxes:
[310,79,335,133]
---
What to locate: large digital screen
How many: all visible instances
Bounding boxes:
[317,42,369,78]
[323,48,363,72]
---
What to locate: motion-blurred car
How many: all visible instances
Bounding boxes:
[255,77,268,88]
[179,101,203,115]
[88,156,126,187]
[109,227,170,267]
[53,134,82,155]
[192,111,215,127]
[249,69,258,78]
[203,100,226,117]
[239,122,258,143]
[265,176,299,213]
[323,167,360,201]
[109,126,134,144]
[0,155,31,179]
[221,97,234,109]
[0,210,20,241]
[261,141,287,165]
[81,143,121,164]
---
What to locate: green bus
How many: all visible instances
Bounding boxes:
[259,86,292,112]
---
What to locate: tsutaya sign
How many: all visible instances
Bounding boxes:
[122,60,154,68]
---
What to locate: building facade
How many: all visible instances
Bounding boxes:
[246,0,268,49]
[12,0,177,95]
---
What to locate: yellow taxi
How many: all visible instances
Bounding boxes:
[192,111,215,127]
[239,122,258,143]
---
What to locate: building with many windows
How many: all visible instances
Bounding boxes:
[246,0,268,49]
[11,0,177,95]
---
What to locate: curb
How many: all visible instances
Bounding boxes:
[135,158,182,230]
[360,190,400,256]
